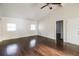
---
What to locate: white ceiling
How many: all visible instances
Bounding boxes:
[0,3,79,20]
[0,3,57,20]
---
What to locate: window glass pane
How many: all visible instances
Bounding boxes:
[7,23,16,31]
[30,24,36,30]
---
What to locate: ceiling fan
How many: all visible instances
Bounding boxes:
[41,3,62,10]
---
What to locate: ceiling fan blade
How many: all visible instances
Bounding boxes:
[52,3,61,4]
[41,4,48,9]
[51,3,62,6]
[40,3,62,10]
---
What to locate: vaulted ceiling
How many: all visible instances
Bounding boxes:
[0,3,57,20]
[0,3,79,20]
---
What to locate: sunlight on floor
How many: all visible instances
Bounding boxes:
[29,39,36,48]
[5,44,18,55]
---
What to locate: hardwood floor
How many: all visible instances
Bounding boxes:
[33,44,65,56]
[0,35,79,56]
[18,44,66,56]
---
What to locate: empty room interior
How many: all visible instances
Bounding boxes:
[0,3,79,56]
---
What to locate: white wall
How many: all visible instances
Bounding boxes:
[38,4,79,45]
[0,17,37,41]
[0,19,2,41]
[38,14,56,40]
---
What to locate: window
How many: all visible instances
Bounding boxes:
[30,24,36,31]
[7,23,16,31]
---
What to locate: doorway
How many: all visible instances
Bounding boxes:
[56,20,63,49]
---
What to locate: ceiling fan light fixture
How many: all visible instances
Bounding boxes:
[49,7,52,10]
